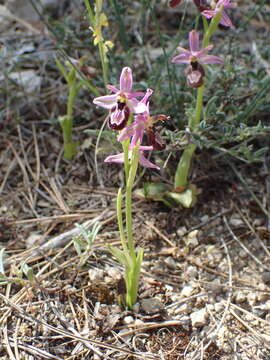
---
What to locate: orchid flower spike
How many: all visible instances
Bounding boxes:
[117,88,168,150]
[93,67,146,130]
[202,0,236,27]
[104,145,160,170]
[171,30,223,88]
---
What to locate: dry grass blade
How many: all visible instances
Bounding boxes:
[190,236,233,360]
[145,220,175,247]
[234,202,270,258]
[32,123,41,185]
[7,338,63,360]
[223,215,270,271]
[3,325,16,360]
[118,320,188,337]
[229,308,270,350]
[13,212,98,225]
[49,301,109,359]
[0,293,159,360]
[8,140,35,212]
[0,155,17,195]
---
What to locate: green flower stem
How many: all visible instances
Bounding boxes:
[98,42,109,89]
[192,84,205,129]
[202,15,209,33]
[115,143,142,309]
[203,7,223,48]
[116,188,129,256]
[122,138,130,183]
[84,0,109,89]
[62,71,80,160]
[174,7,224,188]
[125,145,139,262]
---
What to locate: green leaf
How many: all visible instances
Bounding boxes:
[135,182,167,199]
[108,245,129,267]
[124,248,144,310]
[166,185,199,208]
[73,237,82,255]
[21,263,35,284]
[55,56,68,83]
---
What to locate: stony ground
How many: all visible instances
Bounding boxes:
[0,1,270,359]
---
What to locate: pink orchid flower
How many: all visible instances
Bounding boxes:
[93,67,146,130]
[117,89,167,150]
[172,30,223,66]
[104,145,160,170]
[202,0,236,27]
[117,88,153,147]
[172,30,223,88]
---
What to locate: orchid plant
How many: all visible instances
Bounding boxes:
[93,68,166,309]
[165,0,237,207]
[55,57,82,160]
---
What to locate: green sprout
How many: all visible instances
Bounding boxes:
[73,221,101,267]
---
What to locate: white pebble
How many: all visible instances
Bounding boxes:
[190,308,208,328]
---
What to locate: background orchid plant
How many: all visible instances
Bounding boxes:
[165,1,236,207]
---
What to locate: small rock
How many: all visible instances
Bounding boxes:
[253,218,263,226]
[253,307,267,318]
[164,284,174,293]
[133,303,140,313]
[262,272,270,285]
[238,250,248,259]
[207,304,215,312]
[190,308,208,328]
[134,319,144,327]
[174,302,192,315]
[140,298,164,314]
[170,294,182,303]
[176,226,187,237]
[181,285,195,298]
[214,302,224,312]
[106,267,121,279]
[261,333,270,342]
[186,266,198,279]
[251,239,261,250]
[164,256,178,270]
[184,230,199,248]
[89,269,104,282]
[179,315,191,331]
[247,292,257,306]
[257,284,268,302]
[8,71,42,94]
[204,279,223,295]
[235,291,246,304]
[123,316,134,325]
[229,218,243,227]
[264,300,270,311]
[200,215,209,223]
[25,233,44,248]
